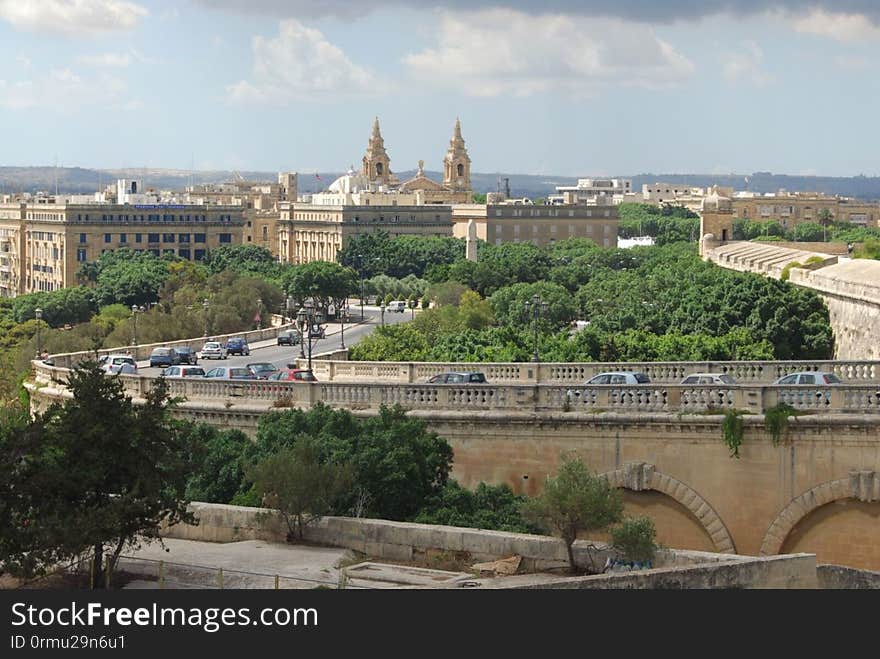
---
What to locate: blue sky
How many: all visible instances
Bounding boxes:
[2,0,880,176]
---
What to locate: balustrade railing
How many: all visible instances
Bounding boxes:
[29,359,880,416]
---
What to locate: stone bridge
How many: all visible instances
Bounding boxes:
[28,355,880,571]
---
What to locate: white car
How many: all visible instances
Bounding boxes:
[583,372,651,385]
[98,354,138,374]
[774,371,841,385]
[200,341,227,360]
[681,373,736,385]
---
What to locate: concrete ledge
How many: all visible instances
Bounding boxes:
[817,564,880,589]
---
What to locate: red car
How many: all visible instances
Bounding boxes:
[267,369,318,382]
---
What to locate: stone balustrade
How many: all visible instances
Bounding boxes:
[307,358,880,385]
[30,360,880,415]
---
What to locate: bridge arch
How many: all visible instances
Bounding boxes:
[600,462,736,554]
[761,470,880,556]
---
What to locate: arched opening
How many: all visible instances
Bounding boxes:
[780,500,880,570]
[457,163,464,177]
[376,163,383,176]
[131,181,137,193]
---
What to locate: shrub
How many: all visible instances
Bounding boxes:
[611,517,659,565]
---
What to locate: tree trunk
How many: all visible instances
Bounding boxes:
[565,540,576,573]
[91,543,104,590]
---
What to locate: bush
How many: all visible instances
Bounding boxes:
[611,517,659,564]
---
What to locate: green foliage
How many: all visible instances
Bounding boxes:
[181,423,251,504]
[520,454,624,570]
[764,403,797,446]
[12,287,97,327]
[242,404,453,522]
[789,222,825,242]
[348,323,430,361]
[338,232,465,279]
[721,409,745,458]
[247,437,353,541]
[733,219,785,241]
[202,245,283,282]
[282,261,358,311]
[414,481,542,534]
[805,256,825,265]
[471,192,487,203]
[617,203,700,244]
[611,517,659,564]
[80,249,176,307]
[490,281,577,330]
[0,363,195,586]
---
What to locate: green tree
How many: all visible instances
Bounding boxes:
[415,481,541,534]
[611,517,659,565]
[0,363,194,587]
[182,423,251,504]
[247,437,352,541]
[521,454,624,571]
[283,261,358,313]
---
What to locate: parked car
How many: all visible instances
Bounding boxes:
[149,347,180,369]
[774,371,842,385]
[161,365,206,378]
[174,346,198,365]
[99,354,137,375]
[247,362,279,380]
[267,369,318,382]
[203,366,257,380]
[583,372,651,385]
[200,341,227,360]
[681,373,736,385]
[225,337,250,356]
[277,329,302,346]
[427,371,488,384]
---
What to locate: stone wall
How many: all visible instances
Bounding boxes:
[817,564,880,589]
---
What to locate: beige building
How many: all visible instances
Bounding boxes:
[277,118,472,264]
[0,197,245,295]
[452,203,619,249]
[730,192,879,228]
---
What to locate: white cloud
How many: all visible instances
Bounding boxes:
[722,41,772,86]
[0,0,147,35]
[833,54,869,71]
[0,69,127,111]
[402,9,694,97]
[793,10,880,42]
[77,52,131,68]
[227,19,387,103]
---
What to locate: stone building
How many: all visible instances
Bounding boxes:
[0,195,245,295]
[730,191,879,228]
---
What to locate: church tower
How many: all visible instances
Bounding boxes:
[443,118,471,191]
[362,116,392,185]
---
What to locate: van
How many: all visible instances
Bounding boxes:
[387,300,407,313]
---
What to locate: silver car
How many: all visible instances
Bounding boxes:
[200,341,227,360]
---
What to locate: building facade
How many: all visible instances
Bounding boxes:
[551,178,633,205]
[730,192,879,228]
[452,203,619,249]
[0,197,245,295]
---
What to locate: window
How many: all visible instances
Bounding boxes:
[194,249,206,261]
[178,248,191,260]
[163,233,175,243]
[119,234,127,243]
[194,233,206,243]
[262,226,268,240]
[79,233,86,244]
[104,233,111,243]
[148,234,160,243]
[219,233,232,243]
[135,233,142,243]
[178,234,190,243]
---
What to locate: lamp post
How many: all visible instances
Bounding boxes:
[524,293,548,363]
[131,304,145,346]
[338,300,346,350]
[255,297,262,330]
[409,298,418,320]
[202,298,210,338]
[356,253,366,322]
[295,300,325,375]
[380,300,386,328]
[34,307,43,359]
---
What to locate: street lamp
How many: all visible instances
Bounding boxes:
[255,298,262,330]
[409,298,418,320]
[380,300,386,328]
[131,304,145,346]
[356,253,366,322]
[34,307,43,359]
[295,300,326,375]
[202,298,210,337]
[524,294,548,363]
[339,300,346,350]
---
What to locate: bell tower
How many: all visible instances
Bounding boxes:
[443,118,471,191]
[362,116,392,185]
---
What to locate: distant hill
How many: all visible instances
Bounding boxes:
[2,166,880,202]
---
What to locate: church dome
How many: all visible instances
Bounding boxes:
[328,170,371,194]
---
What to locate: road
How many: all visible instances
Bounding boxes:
[139,305,414,376]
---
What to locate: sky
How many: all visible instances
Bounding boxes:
[1,0,880,177]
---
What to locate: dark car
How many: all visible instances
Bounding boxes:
[149,347,180,368]
[247,362,279,380]
[277,329,302,346]
[225,337,250,356]
[428,371,487,384]
[267,369,318,382]
[175,346,198,365]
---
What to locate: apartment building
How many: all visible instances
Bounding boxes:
[730,192,879,228]
[0,196,245,295]
[452,203,619,249]
[551,178,633,205]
